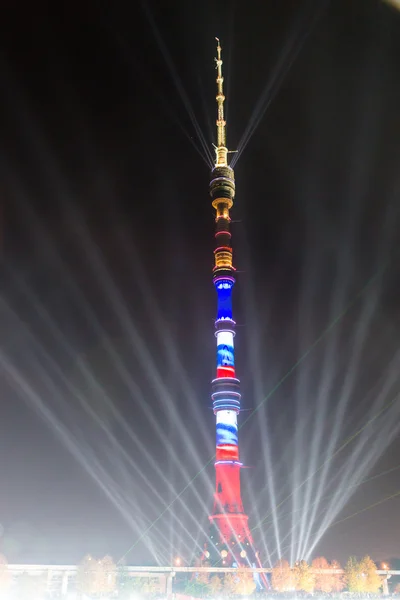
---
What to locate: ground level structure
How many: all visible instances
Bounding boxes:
[5,564,399,596]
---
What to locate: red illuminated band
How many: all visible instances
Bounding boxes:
[217,366,235,378]
[215,230,232,237]
[214,246,232,254]
[209,514,249,521]
[216,445,239,461]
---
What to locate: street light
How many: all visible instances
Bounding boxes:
[174,557,182,567]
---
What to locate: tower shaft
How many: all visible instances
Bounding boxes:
[206,39,255,567]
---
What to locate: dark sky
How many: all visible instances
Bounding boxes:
[1,0,400,568]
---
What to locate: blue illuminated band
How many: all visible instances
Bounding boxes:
[213,400,241,412]
[216,301,233,320]
[214,278,235,322]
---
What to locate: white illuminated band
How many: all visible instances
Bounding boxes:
[216,332,234,345]
[216,410,237,426]
[213,402,240,413]
[216,330,234,346]
[211,377,240,385]
[215,317,236,324]
[215,460,243,466]
[214,276,235,284]
[215,331,235,338]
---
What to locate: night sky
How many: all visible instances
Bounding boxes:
[1,0,400,567]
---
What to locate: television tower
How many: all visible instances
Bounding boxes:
[205,39,258,567]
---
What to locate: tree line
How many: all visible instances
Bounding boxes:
[0,552,395,597]
[271,556,383,594]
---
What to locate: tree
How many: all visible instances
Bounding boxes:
[222,572,238,594]
[221,569,256,596]
[345,556,365,592]
[312,556,345,593]
[77,554,95,596]
[294,560,315,593]
[209,574,223,595]
[312,556,332,592]
[345,555,381,594]
[360,555,382,593]
[330,559,346,592]
[185,561,211,596]
[271,559,296,592]
[234,568,257,596]
[77,554,117,597]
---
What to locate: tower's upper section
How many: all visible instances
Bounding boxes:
[211,39,236,284]
[213,39,235,188]
[211,38,235,207]
[215,38,228,167]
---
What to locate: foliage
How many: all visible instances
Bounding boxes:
[360,555,382,593]
[222,572,239,594]
[0,554,11,592]
[271,559,296,592]
[209,574,223,594]
[184,578,209,596]
[220,569,255,595]
[344,555,381,593]
[345,556,365,592]
[234,568,257,595]
[118,574,163,599]
[196,562,211,587]
[294,559,315,593]
[330,559,346,592]
[184,562,211,597]
[312,556,331,592]
[312,556,345,592]
[77,554,117,597]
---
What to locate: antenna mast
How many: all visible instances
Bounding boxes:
[215,38,228,167]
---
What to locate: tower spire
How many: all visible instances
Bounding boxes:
[215,37,228,167]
